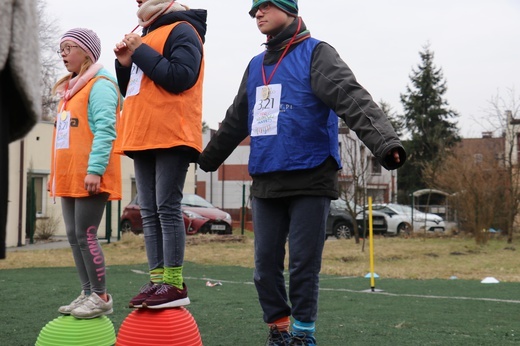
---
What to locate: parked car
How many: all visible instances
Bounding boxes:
[371,203,445,233]
[326,199,355,239]
[355,206,389,237]
[364,204,412,236]
[381,210,412,235]
[120,194,233,235]
[326,199,388,239]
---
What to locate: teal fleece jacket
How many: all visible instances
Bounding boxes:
[86,68,121,176]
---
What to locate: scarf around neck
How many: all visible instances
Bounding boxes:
[137,0,186,28]
[56,63,103,102]
[265,17,311,52]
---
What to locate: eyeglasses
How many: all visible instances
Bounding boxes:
[56,45,79,57]
[251,2,272,17]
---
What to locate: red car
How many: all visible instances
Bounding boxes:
[120,194,233,235]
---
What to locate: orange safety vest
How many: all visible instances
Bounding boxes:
[115,22,204,154]
[50,76,122,200]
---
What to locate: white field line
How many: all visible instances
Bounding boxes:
[318,287,520,304]
[131,270,520,304]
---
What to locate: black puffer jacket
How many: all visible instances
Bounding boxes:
[198,18,406,199]
[115,9,207,96]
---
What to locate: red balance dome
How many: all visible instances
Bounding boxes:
[116,307,202,346]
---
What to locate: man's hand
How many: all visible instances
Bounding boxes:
[389,148,401,164]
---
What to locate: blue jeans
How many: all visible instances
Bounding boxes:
[252,195,330,324]
[133,149,190,270]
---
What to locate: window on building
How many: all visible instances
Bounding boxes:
[367,189,385,204]
[130,178,137,201]
[371,157,381,175]
[30,175,47,217]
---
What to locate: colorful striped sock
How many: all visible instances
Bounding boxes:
[163,266,183,289]
[293,320,315,334]
[150,267,164,284]
[268,316,291,332]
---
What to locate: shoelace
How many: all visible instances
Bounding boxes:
[155,284,173,295]
[289,332,312,346]
[266,326,289,346]
[289,336,304,346]
[140,283,158,294]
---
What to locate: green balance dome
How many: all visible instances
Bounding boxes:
[36,315,115,346]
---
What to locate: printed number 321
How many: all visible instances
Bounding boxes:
[257,98,275,110]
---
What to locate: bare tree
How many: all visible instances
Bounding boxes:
[37,0,61,120]
[486,88,520,243]
[337,125,370,243]
[379,100,404,138]
[427,139,507,244]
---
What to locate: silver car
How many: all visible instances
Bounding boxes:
[371,203,445,233]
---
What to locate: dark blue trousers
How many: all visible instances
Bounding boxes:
[252,195,330,324]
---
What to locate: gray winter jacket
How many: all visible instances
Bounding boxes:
[0,0,41,142]
[198,18,405,199]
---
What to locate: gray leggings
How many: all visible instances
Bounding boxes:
[61,193,109,295]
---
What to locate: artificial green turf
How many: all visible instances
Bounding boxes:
[1,263,519,345]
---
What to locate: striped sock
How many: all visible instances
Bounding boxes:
[293,320,315,334]
[268,316,291,332]
[163,266,183,289]
[150,267,164,284]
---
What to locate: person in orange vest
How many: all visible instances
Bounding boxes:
[49,28,121,319]
[114,0,206,309]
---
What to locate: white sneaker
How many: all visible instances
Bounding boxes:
[58,291,88,315]
[71,292,113,319]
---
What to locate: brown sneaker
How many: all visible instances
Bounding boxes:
[142,283,190,309]
[129,282,161,308]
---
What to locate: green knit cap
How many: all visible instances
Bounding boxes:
[249,0,298,17]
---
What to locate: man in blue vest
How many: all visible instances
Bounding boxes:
[198,1,406,344]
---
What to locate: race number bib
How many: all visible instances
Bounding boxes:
[126,63,143,97]
[251,83,281,137]
[55,111,71,149]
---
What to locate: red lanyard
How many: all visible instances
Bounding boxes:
[261,17,302,86]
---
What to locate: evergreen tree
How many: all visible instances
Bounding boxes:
[398,44,460,202]
[379,100,403,137]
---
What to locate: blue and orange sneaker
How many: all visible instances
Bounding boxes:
[266,325,292,346]
[290,331,317,346]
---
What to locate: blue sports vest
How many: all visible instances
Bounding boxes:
[246,37,341,175]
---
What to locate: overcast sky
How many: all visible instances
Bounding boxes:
[45,0,520,138]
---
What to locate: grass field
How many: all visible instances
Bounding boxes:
[1,233,520,345]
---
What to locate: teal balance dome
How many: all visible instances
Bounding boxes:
[36,315,116,346]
